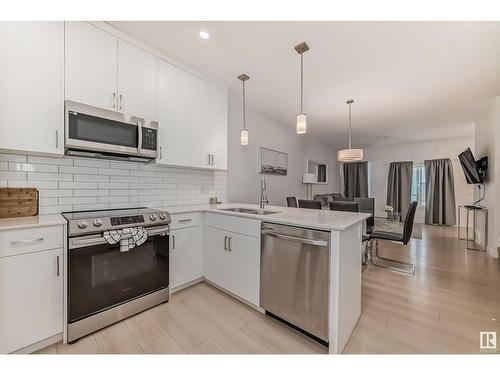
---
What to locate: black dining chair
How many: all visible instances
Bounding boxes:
[354,197,375,234]
[367,201,418,275]
[286,196,298,208]
[298,199,322,210]
[332,196,351,202]
[329,201,359,212]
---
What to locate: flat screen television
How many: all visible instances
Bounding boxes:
[458,148,485,184]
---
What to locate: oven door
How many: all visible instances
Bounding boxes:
[65,100,158,159]
[68,226,169,324]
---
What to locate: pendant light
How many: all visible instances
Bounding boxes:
[238,73,250,145]
[338,99,364,162]
[295,42,309,134]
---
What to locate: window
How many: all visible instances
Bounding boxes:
[411,165,426,205]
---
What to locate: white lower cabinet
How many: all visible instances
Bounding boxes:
[169,225,203,290]
[0,247,63,353]
[204,225,260,306]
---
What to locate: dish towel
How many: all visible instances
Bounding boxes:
[103,227,148,252]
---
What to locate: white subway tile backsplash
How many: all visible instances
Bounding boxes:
[28,172,72,181]
[0,152,227,214]
[28,156,73,165]
[0,154,27,162]
[74,174,110,182]
[59,196,98,205]
[74,189,109,197]
[60,165,98,175]
[74,158,110,168]
[1,171,27,180]
[59,181,98,190]
[8,180,59,189]
[9,162,59,173]
[99,168,130,176]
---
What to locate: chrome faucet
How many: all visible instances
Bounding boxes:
[260,176,269,209]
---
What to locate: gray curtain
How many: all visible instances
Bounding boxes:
[386,161,413,220]
[343,162,368,199]
[425,158,456,225]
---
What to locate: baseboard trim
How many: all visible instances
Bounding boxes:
[203,278,264,313]
[170,277,204,294]
[486,246,499,258]
[12,333,62,354]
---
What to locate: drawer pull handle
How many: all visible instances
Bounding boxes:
[224,236,228,251]
[172,235,176,250]
[11,238,44,245]
[179,219,192,223]
[228,236,232,251]
[56,256,60,277]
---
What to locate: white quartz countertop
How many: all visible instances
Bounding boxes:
[0,214,66,231]
[163,203,370,231]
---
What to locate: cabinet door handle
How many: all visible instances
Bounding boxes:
[179,218,192,223]
[207,154,211,166]
[211,154,214,166]
[172,235,176,249]
[228,237,232,251]
[55,130,59,149]
[119,94,123,110]
[224,236,228,251]
[11,237,44,246]
[112,92,116,108]
[160,146,163,159]
[56,256,60,277]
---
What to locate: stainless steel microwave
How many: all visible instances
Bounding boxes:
[64,101,158,162]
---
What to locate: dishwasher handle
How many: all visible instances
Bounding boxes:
[261,230,328,247]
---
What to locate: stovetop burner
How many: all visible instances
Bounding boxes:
[62,207,171,237]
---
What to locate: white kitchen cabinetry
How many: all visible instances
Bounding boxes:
[65,22,157,120]
[157,60,192,166]
[117,40,157,120]
[157,59,228,170]
[0,227,63,354]
[65,21,118,111]
[204,215,260,306]
[169,225,203,290]
[0,22,64,156]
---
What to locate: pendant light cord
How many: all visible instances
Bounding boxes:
[242,80,246,130]
[300,53,304,113]
[348,101,352,149]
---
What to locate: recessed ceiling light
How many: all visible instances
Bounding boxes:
[199,31,210,40]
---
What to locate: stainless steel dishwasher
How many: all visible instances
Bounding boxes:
[260,222,330,343]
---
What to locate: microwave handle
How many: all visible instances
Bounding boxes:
[137,120,143,154]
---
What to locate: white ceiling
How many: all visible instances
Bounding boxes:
[109,21,500,147]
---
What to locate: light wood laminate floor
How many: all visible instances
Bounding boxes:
[36,225,500,354]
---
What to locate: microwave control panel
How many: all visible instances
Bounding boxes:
[142,128,157,151]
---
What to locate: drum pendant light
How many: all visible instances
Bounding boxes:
[238,74,250,145]
[338,99,364,162]
[295,42,309,134]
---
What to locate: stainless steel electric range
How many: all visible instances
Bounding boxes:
[62,207,171,343]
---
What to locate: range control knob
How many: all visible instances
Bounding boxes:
[93,219,103,227]
[149,214,157,221]
[77,220,88,229]
[159,213,166,220]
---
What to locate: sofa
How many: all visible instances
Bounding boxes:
[313,193,342,207]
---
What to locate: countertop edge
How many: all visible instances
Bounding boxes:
[0,214,67,231]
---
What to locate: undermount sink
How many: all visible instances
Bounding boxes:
[217,207,280,215]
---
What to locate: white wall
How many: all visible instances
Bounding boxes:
[473,97,499,257]
[227,96,340,206]
[363,137,474,224]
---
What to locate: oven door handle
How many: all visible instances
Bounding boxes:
[70,226,170,249]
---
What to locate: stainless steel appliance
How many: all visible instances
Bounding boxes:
[260,222,330,343]
[62,207,171,343]
[65,101,158,162]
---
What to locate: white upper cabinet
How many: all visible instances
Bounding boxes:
[65,22,118,111]
[190,76,217,168]
[117,40,157,120]
[157,59,192,166]
[157,63,228,170]
[0,22,64,155]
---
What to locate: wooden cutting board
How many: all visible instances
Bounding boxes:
[0,188,39,218]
